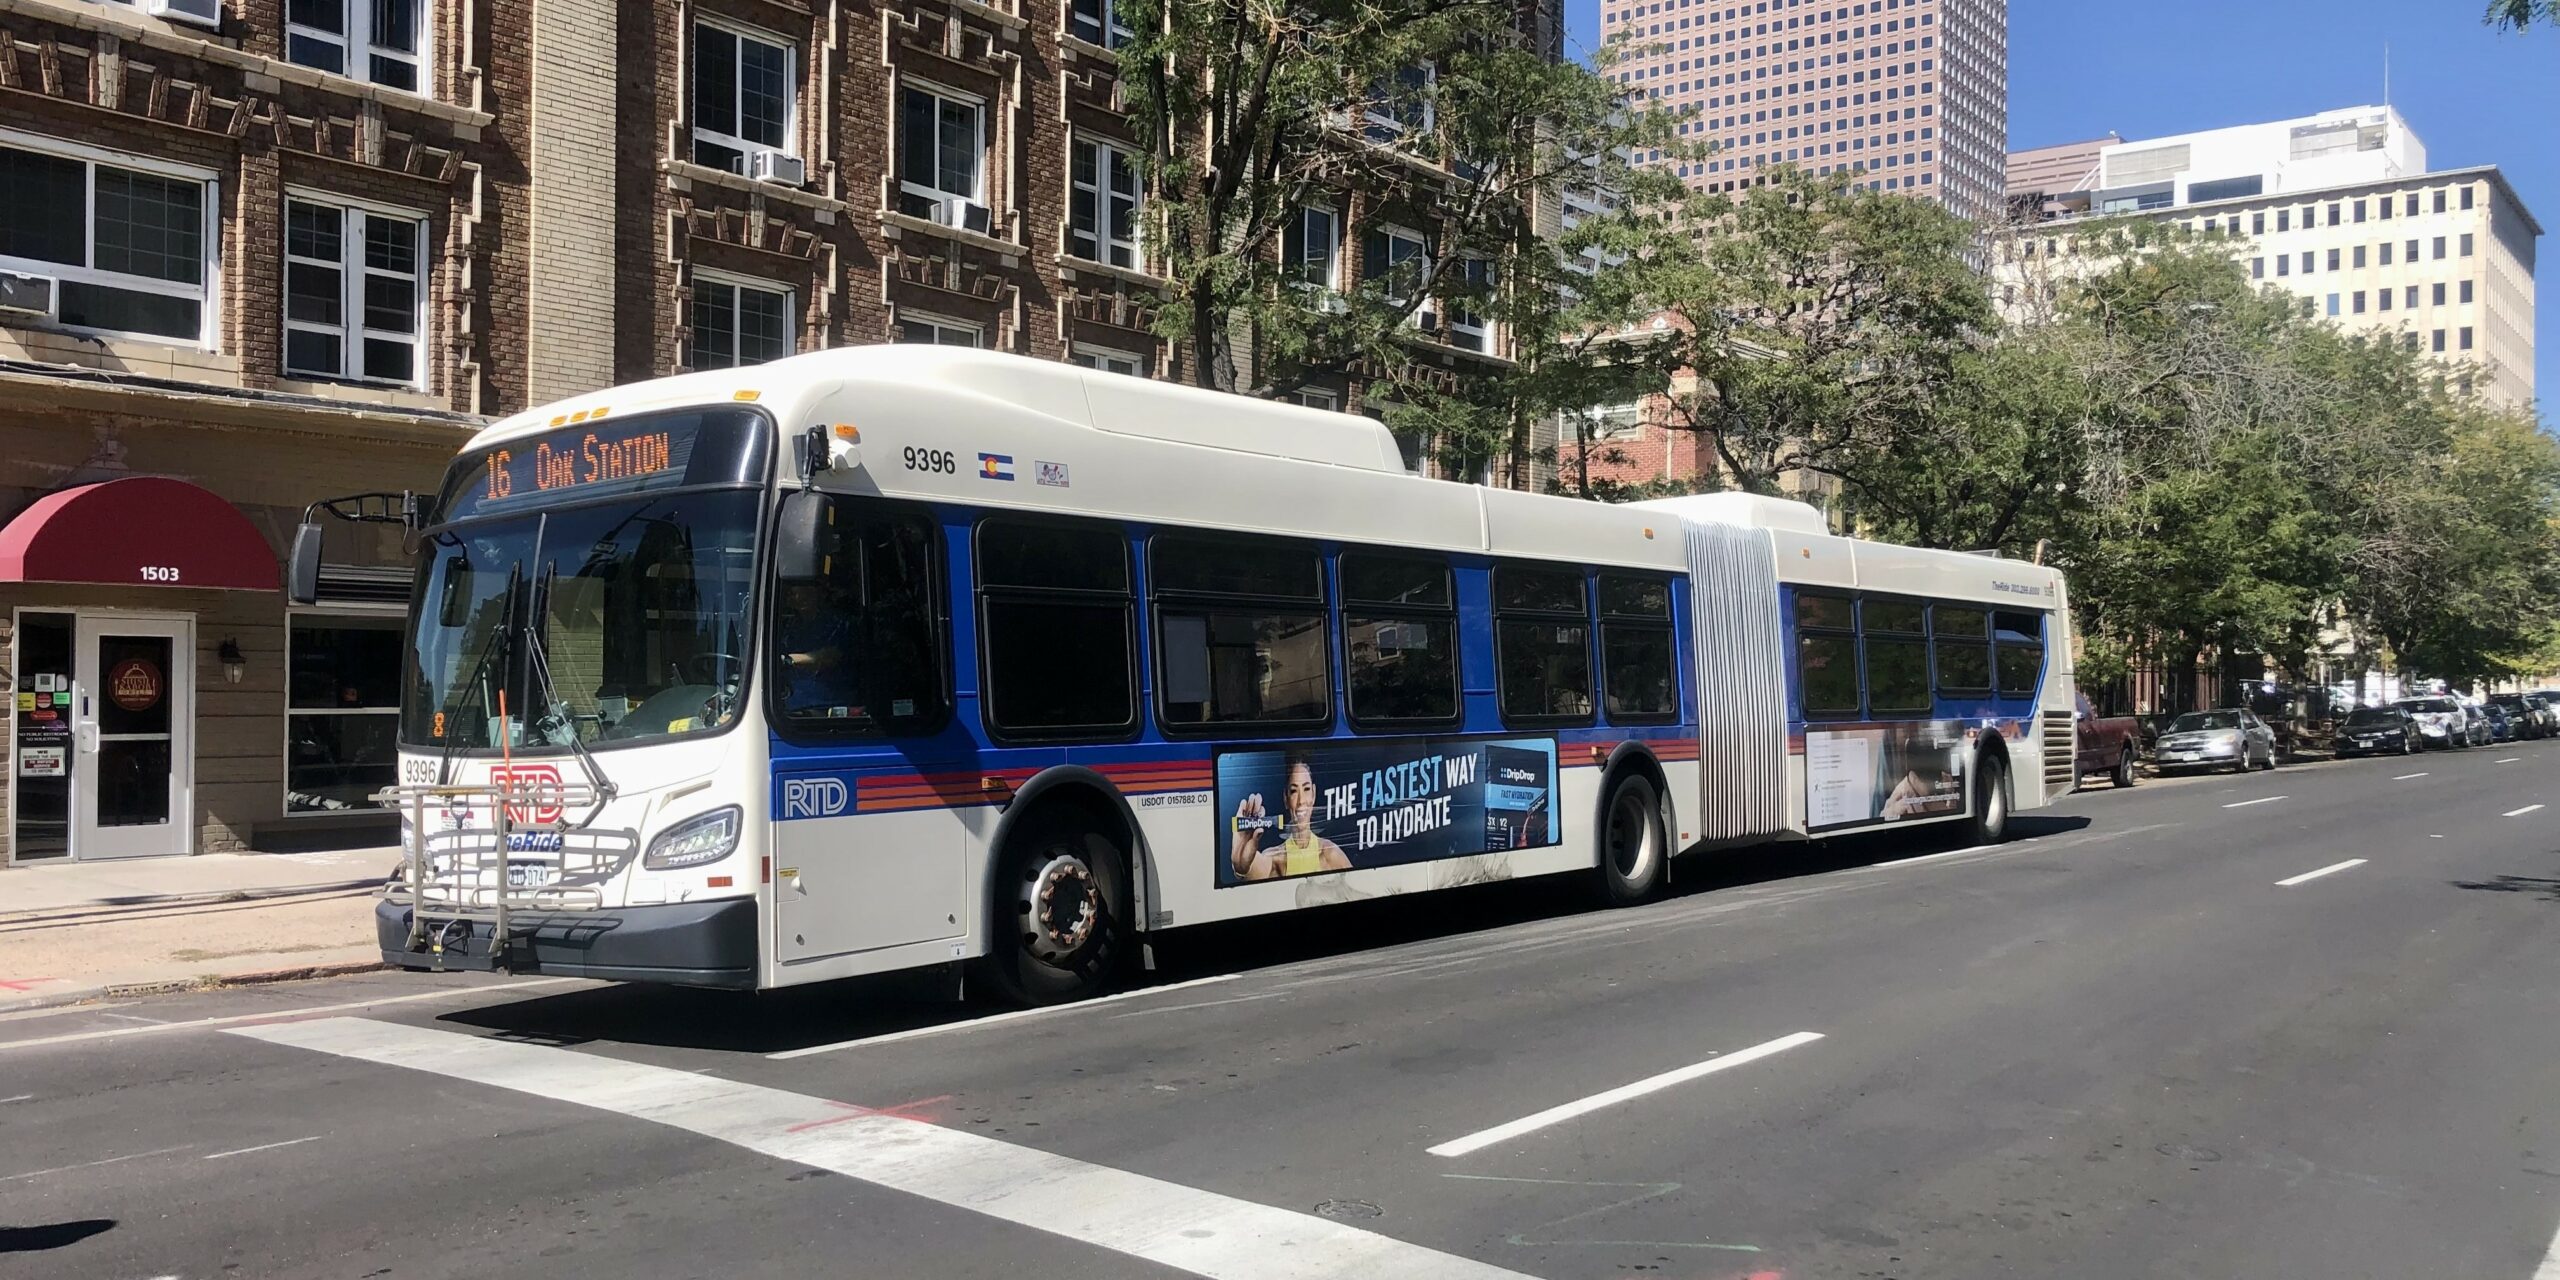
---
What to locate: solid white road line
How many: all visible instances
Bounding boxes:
[2392,773,2429,780]
[2275,859,2367,887]
[2505,805,2546,818]
[202,1136,322,1160]
[2223,796,2288,809]
[0,978,584,1053]
[1426,1032,1824,1159]
[0,1146,192,1183]
[234,1018,1536,1280]
[2498,757,2523,764]
[768,973,1240,1059]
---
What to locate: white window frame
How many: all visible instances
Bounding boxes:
[1365,222,1431,329]
[0,129,219,349]
[1589,402,1645,440]
[897,312,982,347]
[691,15,800,174]
[282,189,429,389]
[281,607,403,819]
[1070,343,1149,377]
[687,268,796,370]
[1285,202,1341,294]
[1067,0,1135,48]
[1364,63,1437,142]
[1446,255,1494,352]
[1290,388,1339,411]
[1068,135,1143,269]
[898,81,988,223]
[284,0,429,94]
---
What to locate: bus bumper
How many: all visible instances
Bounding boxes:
[376,897,759,989]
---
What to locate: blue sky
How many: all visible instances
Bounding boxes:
[1562,1,2556,420]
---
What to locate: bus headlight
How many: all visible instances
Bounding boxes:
[645,806,743,870]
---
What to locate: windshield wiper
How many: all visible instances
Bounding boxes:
[524,562,618,806]
[436,563,519,788]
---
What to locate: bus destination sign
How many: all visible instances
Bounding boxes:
[483,428,676,503]
[438,407,769,523]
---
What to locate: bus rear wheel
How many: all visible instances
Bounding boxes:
[1968,755,2011,846]
[977,823,1128,1007]
[1595,772,1667,906]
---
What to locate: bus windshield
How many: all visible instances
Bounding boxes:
[400,408,770,755]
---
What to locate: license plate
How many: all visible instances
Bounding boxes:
[506,863,555,889]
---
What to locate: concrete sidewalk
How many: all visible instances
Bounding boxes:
[0,849,400,1011]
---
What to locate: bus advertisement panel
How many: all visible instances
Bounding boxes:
[1219,737,1558,885]
[1805,720,1973,830]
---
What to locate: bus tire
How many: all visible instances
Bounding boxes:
[1595,772,1667,906]
[1968,753,2011,846]
[977,821,1129,1008]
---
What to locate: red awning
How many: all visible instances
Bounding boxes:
[0,476,279,591]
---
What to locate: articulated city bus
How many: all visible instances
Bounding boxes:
[296,346,2076,1005]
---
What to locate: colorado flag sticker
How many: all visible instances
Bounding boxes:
[977,452,1015,481]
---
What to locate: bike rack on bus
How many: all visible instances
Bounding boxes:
[373,779,615,971]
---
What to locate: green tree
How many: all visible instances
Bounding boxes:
[2487,0,2556,30]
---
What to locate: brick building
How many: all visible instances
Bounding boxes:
[0,0,1550,866]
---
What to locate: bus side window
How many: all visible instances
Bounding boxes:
[773,499,949,736]
[1861,597,1931,716]
[1597,573,1677,724]
[1341,552,1460,727]
[1495,564,1595,725]
[1150,535,1330,731]
[1932,605,1991,694]
[1795,591,1860,720]
[1993,610,2045,697]
[978,519,1137,739]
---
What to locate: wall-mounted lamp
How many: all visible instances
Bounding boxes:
[218,638,245,685]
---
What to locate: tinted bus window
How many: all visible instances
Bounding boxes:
[1796,591,1859,719]
[1341,553,1458,726]
[1863,597,1930,715]
[1933,605,1991,692]
[772,499,948,737]
[1598,572,1676,723]
[1495,565,1593,724]
[1994,610,2045,696]
[978,520,1135,738]
[1152,536,1329,730]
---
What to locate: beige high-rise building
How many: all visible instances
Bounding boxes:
[2000,108,2539,410]
[1600,0,2008,221]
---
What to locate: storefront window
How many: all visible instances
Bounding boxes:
[11,612,74,859]
[287,614,402,813]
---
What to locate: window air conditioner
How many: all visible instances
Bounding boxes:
[142,0,222,28]
[748,151,806,186]
[0,272,58,320]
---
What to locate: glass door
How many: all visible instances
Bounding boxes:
[72,615,193,860]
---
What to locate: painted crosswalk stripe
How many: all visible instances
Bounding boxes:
[231,1018,1532,1280]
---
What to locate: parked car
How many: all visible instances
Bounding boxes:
[2514,693,2560,738]
[2333,706,2423,757]
[2394,696,2468,749]
[2488,701,2549,742]
[2073,691,2144,788]
[2153,708,2280,773]
[2481,703,2518,743]
[2462,702,2495,746]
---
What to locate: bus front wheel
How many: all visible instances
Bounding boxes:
[978,823,1129,1007]
[1595,772,1668,906]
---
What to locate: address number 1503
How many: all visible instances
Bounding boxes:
[139,566,181,583]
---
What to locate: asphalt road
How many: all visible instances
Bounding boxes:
[7,738,2560,1280]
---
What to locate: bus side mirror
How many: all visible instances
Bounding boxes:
[287,523,323,606]
[774,490,829,582]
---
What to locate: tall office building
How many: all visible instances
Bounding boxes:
[1598,0,2009,221]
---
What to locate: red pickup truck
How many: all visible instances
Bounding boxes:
[2073,691,2142,789]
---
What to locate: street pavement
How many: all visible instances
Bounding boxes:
[5,741,2560,1279]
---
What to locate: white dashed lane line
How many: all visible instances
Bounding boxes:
[236,1018,1540,1280]
[2275,859,2367,887]
[2505,805,2546,818]
[2223,796,2287,809]
[1426,1031,1825,1159]
[2393,773,2429,780]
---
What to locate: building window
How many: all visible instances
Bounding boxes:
[2353,244,2366,268]
[0,140,212,344]
[1445,256,1495,352]
[285,614,402,814]
[2433,236,2447,260]
[688,273,793,370]
[2461,279,2474,304]
[2406,285,2419,309]
[2461,185,2476,210]
[1071,344,1149,377]
[2326,247,2340,271]
[2433,189,2447,214]
[898,85,987,229]
[1068,0,1135,47]
[283,197,425,386]
[2352,291,2366,314]
[1364,64,1436,145]
[2326,293,2339,317]
[1284,204,1340,291]
[2381,242,2394,266]
[2433,282,2447,307]
[2460,327,2474,351]
[1151,536,1330,731]
[691,20,795,175]
[1069,137,1143,270]
[2275,256,2289,277]
[286,0,426,92]
[1363,225,1431,320]
[979,520,1135,738]
[897,315,980,346]
[2460,232,2474,257]
[2432,328,2446,353]
[1291,388,1338,411]
[1342,553,1460,726]
[2379,289,2393,311]
[2250,257,2264,280]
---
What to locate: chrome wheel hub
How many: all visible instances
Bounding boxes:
[1021,850,1098,964]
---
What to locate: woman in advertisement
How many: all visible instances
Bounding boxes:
[1229,755,1353,881]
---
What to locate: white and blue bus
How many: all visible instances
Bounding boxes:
[295,346,2076,1005]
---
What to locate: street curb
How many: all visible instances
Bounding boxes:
[4,960,389,1014]
[0,877,390,927]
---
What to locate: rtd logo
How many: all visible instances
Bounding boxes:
[492,764,565,826]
